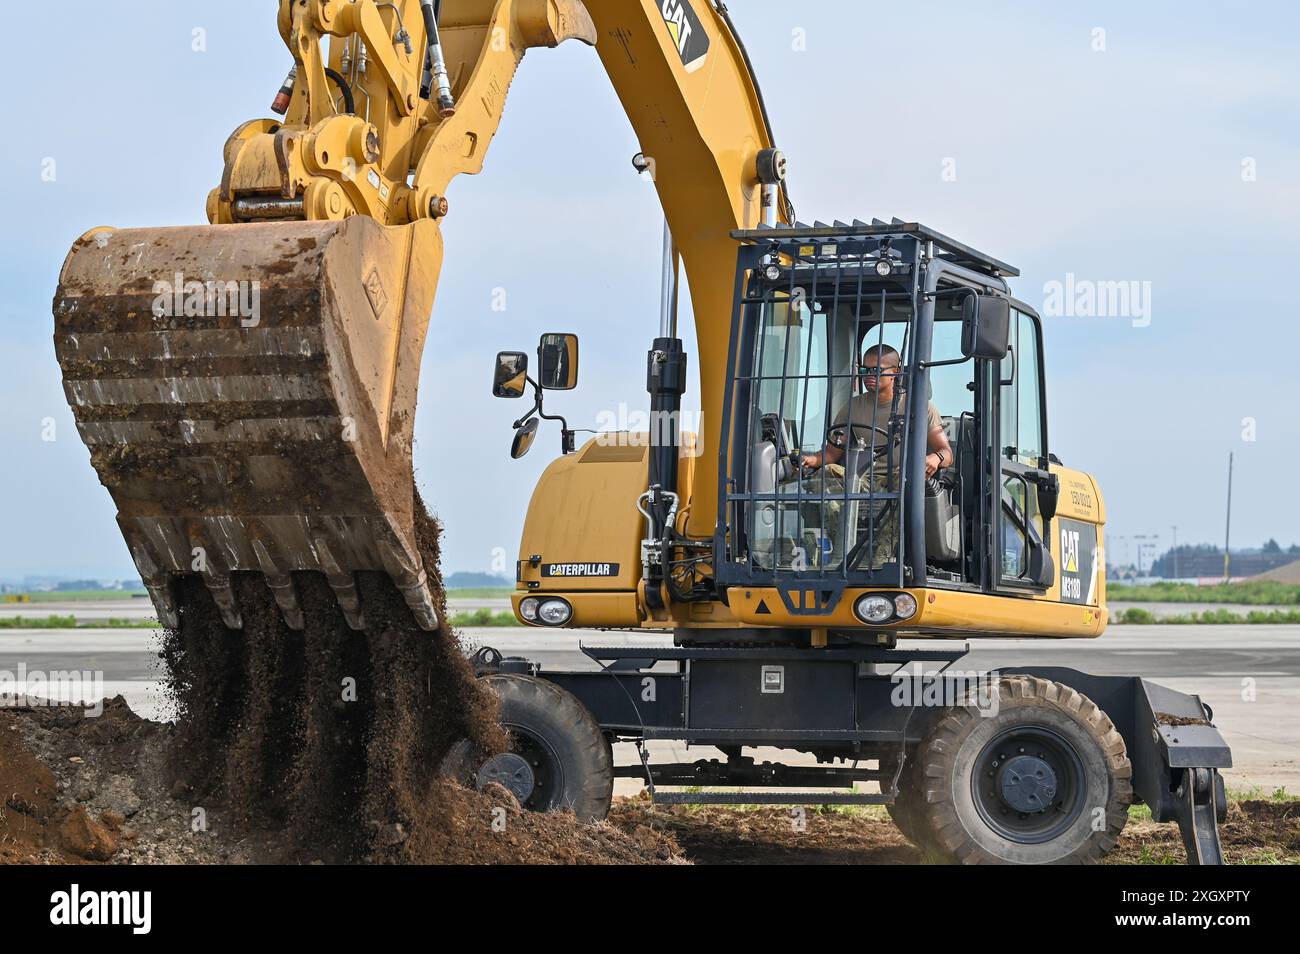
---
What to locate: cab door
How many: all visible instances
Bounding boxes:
[984,304,1058,593]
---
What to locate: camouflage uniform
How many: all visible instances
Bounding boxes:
[783,463,899,569]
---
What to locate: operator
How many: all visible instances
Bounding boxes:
[803,344,951,477]
[796,344,953,566]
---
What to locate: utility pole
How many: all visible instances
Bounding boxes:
[1171,525,1179,579]
[1223,452,1234,582]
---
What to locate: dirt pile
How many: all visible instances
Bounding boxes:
[3,695,240,863]
[610,796,1300,865]
[0,717,61,862]
[610,798,922,865]
[1106,799,1300,865]
[1,494,682,865]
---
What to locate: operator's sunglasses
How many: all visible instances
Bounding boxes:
[858,365,901,377]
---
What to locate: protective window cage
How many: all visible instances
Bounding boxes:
[716,220,1016,589]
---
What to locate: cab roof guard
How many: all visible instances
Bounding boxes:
[731,218,1020,280]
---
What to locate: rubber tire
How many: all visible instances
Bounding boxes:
[885,749,937,851]
[916,676,1132,864]
[441,674,614,822]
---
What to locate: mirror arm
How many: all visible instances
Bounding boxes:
[536,406,575,455]
[511,376,575,454]
[919,355,972,370]
[511,376,544,428]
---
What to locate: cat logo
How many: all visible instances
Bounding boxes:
[659,0,709,72]
[1057,519,1097,605]
[1061,528,1080,573]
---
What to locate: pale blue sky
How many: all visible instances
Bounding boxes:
[1,1,1297,578]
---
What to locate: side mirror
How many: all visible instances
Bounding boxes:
[537,332,579,390]
[510,418,539,459]
[959,292,1011,360]
[493,351,529,398]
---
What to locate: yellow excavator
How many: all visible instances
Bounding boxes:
[54,0,1230,864]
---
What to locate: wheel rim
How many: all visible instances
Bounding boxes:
[477,722,564,812]
[475,752,535,804]
[971,725,1086,844]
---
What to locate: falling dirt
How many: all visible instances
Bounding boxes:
[0,493,684,865]
[146,491,682,863]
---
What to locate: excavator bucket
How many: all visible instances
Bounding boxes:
[53,217,444,632]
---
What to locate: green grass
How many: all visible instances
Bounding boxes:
[0,605,520,630]
[0,615,158,629]
[1108,580,1300,605]
[1225,785,1296,803]
[1127,802,1153,822]
[1116,606,1300,625]
[445,587,514,599]
[3,589,149,603]
[448,608,520,627]
[1124,785,1298,822]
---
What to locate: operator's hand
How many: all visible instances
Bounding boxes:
[800,454,821,471]
[924,452,941,478]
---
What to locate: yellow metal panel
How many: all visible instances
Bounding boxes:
[589,1,783,540]
[517,436,648,592]
[725,587,1106,638]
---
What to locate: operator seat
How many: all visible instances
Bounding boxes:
[923,416,964,564]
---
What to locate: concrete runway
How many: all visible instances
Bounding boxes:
[1,617,1295,794]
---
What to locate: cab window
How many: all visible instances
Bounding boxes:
[999,309,1045,466]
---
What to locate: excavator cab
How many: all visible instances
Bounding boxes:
[708,222,1080,635]
[723,223,1013,586]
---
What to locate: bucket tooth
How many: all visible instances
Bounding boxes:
[314,537,364,630]
[398,570,440,631]
[188,524,242,630]
[375,529,439,631]
[251,538,305,630]
[142,576,179,629]
[126,537,179,628]
[205,574,244,630]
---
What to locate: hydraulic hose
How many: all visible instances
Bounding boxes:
[324,67,356,114]
[419,0,456,115]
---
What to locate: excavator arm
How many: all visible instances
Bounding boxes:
[53,0,783,632]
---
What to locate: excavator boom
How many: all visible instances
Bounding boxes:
[53,0,778,631]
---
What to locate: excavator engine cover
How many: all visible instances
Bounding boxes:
[53,217,443,632]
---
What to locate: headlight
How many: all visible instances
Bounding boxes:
[855,594,894,623]
[893,593,918,619]
[874,258,892,277]
[763,263,782,281]
[537,598,573,626]
[519,597,539,622]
